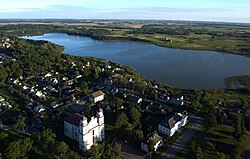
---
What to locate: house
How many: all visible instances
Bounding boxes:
[128,94,142,104]
[64,108,105,151]
[34,105,45,113]
[141,133,163,152]
[158,111,188,137]
[104,77,113,86]
[170,96,184,106]
[89,91,105,103]
[51,100,64,108]
[67,79,74,86]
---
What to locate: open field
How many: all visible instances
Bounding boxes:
[174,125,236,159]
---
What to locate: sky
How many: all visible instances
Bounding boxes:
[0,0,249,23]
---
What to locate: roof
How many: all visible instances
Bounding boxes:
[142,133,162,145]
[64,113,86,126]
[160,113,186,129]
[91,91,105,98]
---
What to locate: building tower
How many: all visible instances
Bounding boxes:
[96,108,105,141]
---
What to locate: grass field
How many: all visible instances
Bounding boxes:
[174,125,236,159]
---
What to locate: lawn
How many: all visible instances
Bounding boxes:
[174,125,236,159]
[104,113,116,136]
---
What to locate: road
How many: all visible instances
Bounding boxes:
[158,115,203,159]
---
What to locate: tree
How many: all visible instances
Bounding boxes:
[41,129,56,152]
[4,138,33,159]
[129,106,141,127]
[81,81,89,95]
[233,115,243,138]
[134,130,144,142]
[89,144,121,159]
[115,113,129,129]
[195,146,204,159]
[218,153,225,159]
[13,115,26,131]
[89,144,103,159]
[83,67,90,77]
[111,97,124,112]
[191,140,203,159]
[204,105,217,130]
[0,65,8,84]
[55,141,69,156]
[0,132,9,146]
[68,152,82,159]
[113,144,121,158]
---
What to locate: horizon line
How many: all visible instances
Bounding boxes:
[0,18,250,25]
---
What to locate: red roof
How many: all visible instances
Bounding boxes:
[91,91,105,98]
[64,113,85,126]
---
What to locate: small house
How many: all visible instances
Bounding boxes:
[141,133,163,152]
[89,91,105,103]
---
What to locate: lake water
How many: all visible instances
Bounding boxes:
[22,33,250,89]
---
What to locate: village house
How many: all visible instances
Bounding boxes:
[141,132,163,152]
[128,94,142,104]
[170,95,184,106]
[64,108,105,151]
[158,111,188,137]
[89,91,105,103]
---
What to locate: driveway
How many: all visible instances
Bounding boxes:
[158,115,203,159]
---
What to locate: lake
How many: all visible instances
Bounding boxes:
[22,33,250,89]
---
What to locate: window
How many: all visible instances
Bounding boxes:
[75,132,77,137]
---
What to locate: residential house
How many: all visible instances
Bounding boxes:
[170,96,184,106]
[158,111,188,137]
[34,105,45,113]
[89,91,105,103]
[64,108,105,151]
[141,133,163,152]
[128,94,142,104]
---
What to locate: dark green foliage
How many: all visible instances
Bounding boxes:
[10,39,63,77]
[55,141,69,156]
[128,106,141,127]
[110,97,124,112]
[13,115,26,131]
[41,129,56,152]
[0,64,8,84]
[115,113,129,129]
[89,143,121,159]
[191,140,204,159]
[4,138,33,159]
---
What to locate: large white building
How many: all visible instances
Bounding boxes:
[64,108,105,151]
[158,111,188,137]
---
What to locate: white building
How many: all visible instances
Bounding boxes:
[64,108,105,151]
[141,133,163,152]
[89,91,105,103]
[158,111,188,137]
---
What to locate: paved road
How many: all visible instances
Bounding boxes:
[158,115,203,159]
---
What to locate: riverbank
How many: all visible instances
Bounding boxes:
[1,21,250,57]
